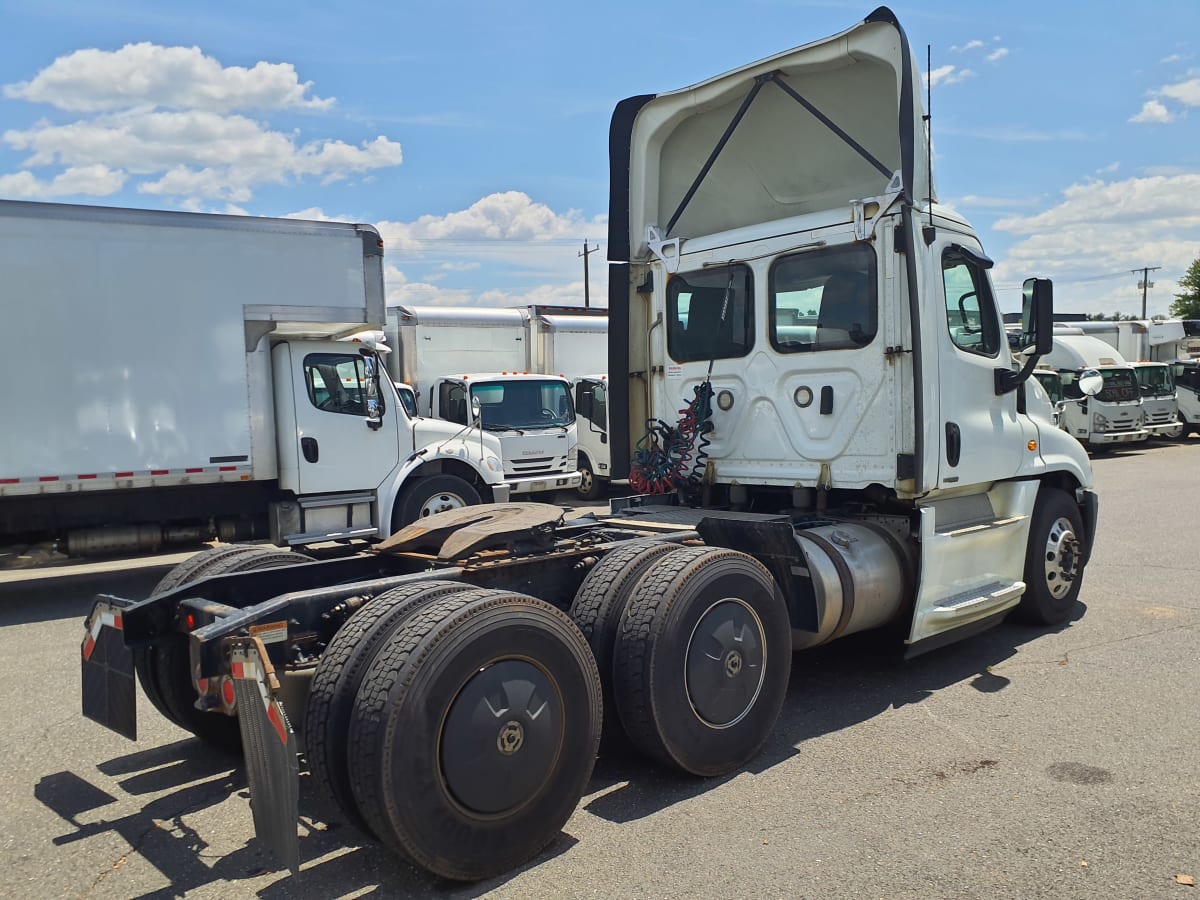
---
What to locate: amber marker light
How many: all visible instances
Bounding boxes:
[1027,440,1038,451]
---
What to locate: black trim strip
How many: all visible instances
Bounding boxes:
[608,263,632,480]
[867,6,917,206]
[608,94,656,263]
[209,455,250,464]
[901,204,925,492]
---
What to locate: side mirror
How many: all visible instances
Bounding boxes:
[1077,369,1103,397]
[470,395,482,423]
[363,355,383,430]
[1021,277,1054,357]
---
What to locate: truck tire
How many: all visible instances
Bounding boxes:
[1013,488,1086,626]
[1163,415,1185,441]
[392,475,482,532]
[612,546,791,777]
[305,579,469,833]
[569,540,678,747]
[347,590,602,880]
[138,546,314,753]
[576,454,606,501]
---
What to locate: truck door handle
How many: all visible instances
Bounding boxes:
[945,422,961,468]
[301,437,319,463]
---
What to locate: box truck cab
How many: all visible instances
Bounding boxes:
[1032,368,1066,428]
[572,375,611,499]
[1131,361,1182,439]
[384,305,582,496]
[1172,360,1200,436]
[1039,334,1148,448]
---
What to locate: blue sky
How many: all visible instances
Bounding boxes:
[2,0,1198,316]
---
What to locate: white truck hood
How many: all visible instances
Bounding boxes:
[608,6,930,260]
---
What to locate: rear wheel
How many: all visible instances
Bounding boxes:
[392,475,482,532]
[1163,415,1185,440]
[569,541,678,747]
[305,579,469,832]
[1013,488,1085,625]
[612,547,791,777]
[348,590,601,880]
[137,545,314,752]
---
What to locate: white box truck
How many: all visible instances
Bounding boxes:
[384,305,582,496]
[1172,360,1200,435]
[78,8,1100,885]
[1039,332,1150,447]
[1071,320,1182,437]
[0,200,508,556]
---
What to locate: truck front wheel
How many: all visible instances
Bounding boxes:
[576,454,606,501]
[1013,488,1086,626]
[392,475,482,532]
[347,590,601,880]
[612,547,791,777]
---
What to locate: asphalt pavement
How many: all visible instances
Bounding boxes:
[0,455,1197,899]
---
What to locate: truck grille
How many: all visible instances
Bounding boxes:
[506,456,567,476]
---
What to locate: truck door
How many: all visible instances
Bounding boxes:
[281,345,400,495]
[933,241,1025,486]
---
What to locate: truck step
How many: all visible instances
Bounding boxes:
[925,580,1025,624]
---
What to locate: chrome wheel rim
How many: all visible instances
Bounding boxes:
[1043,516,1079,599]
[419,492,467,517]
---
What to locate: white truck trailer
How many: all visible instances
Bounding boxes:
[384,305,582,496]
[0,200,507,555]
[1039,332,1150,446]
[79,7,1100,885]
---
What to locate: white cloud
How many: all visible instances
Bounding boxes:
[1129,99,1175,124]
[0,44,399,205]
[1096,162,1120,175]
[951,40,984,53]
[925,65,975,88]
[378,192,608,308]
[986,48,1009,63]
[0,163,125,198]
[3,43,332,113]
[1160,77,1200,106]
[951,194,1043,209]
[991,173,1200,315]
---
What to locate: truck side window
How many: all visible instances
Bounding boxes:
[440,382,468,424]
[769,244,877,352]
[666,264,753,363]
[942,250,1001,357]
[304,354,378,416]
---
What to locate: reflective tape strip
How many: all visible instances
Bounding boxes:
[2,465,252,485]
[82,609,122,661]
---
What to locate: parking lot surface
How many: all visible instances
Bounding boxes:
[1,454,1197,899]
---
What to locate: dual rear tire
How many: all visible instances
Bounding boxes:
[308,584,602,881]
[570,544,792,777]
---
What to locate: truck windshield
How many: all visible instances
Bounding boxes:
[1134,364,1173,398]
[1096,369,1139,402]
[471,380,574,430]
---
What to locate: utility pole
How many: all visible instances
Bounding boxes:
[1132,266,1161,318]
[579,241,599,308]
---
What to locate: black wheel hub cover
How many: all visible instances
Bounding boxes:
[685,599,766,728]
[440,659,562,815]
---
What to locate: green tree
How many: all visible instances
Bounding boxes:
[1170,257,1200,319]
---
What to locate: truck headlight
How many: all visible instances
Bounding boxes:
[1135,411,1146,427]
[567,447,578,469]
[485,455,502,472]
[1092,413,1108,432]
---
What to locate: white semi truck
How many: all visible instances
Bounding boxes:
[79,7,1100,885]
[1039,332,1150,447]
[384,305,582,496]
[0,200,508,557]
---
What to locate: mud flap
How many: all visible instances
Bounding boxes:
[81,598,137,741]
[230,638,300,876]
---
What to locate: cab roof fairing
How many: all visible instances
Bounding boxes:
[607,6,932,264]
